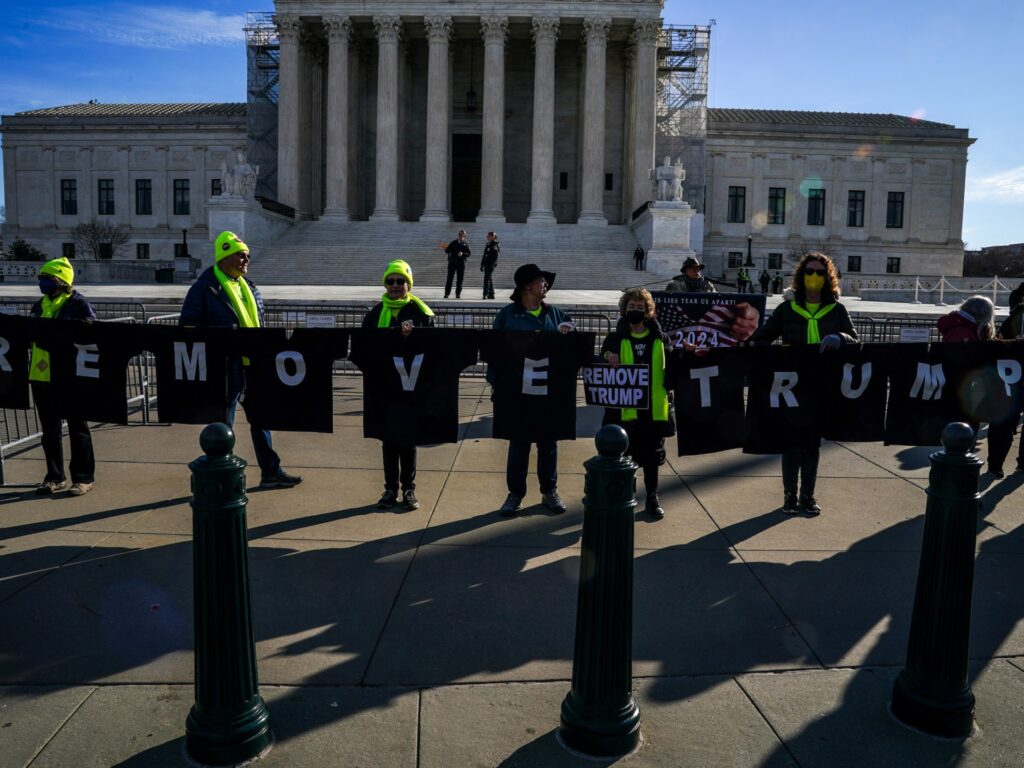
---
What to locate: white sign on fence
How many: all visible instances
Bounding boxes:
[305,314,337,328]
[899,327,931,343]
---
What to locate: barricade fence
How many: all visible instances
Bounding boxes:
[0,298,949,477]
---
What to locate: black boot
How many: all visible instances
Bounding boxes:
[645,493,664,519]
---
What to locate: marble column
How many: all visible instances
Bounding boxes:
[621,38,636,222]
[296,31,318,219]
[578,16,611,225]
[371,15,402,221]
[421,16,453,222]
[478,16,508,223]
[274,15,302,211]
[527,16,559,224]
[630,19,660,215]
[948,157,967,245]
[322,16,352,219]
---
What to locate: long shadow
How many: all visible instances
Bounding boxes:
[0,495,191,541]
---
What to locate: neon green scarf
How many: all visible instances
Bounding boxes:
[378,294,434,328]
[29,292,72,383]
[214,266,260,328]
[790,300,836,344]
[619,330,669,423]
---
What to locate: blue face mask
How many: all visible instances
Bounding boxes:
[38,277,60,296]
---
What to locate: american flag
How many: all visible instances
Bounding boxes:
[653,292,762,349]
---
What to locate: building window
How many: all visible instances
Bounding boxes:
[604,173,613,192]
[559,172,568,191]
[847,190,865,227]
[136,243,150,260]
[98,243,113,260]
[886,256,901,274]
[173,179,190,215]
[60,179,77,216]
[727,252,743,268]
[62,242,75,259]
[727,186,746,223]
[174,243,188,258]
[135,179,152,216]
[211,178,222,197]
[886,191,905,228]
[768,252,783,270]
[97,179,115,215]
[768,187,786,225]
[847,255,862,273]
[807,188,826,226]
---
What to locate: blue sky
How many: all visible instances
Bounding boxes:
[1,0,1021,248]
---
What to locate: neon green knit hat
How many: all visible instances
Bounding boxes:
[39,257,74,287]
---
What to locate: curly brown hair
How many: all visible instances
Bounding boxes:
[792,252,841,305]
[618,287,656,318]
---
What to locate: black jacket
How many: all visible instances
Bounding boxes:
[752,299,858,345]
[599,316,676,436]
[481,240,500,270]
[30,290,96,321]
[445,239,471,263]
[362,301,435,329]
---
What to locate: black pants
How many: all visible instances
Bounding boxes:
[782,446,819,498]
[445,259,465,297]
[382,442,416,492]
[482,268,495,298]
[506,439,557,499]
[987,416,1022,471]
[634,257,644,271]
[32,382,95,484]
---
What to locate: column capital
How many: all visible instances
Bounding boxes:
[582,16,612,45]
[424,15,453,44]
[480,16,509,45]
[273,14,302,42]
[631,19,661,46]
[322,15,352,42]
[372,15,402,45]
[531,16,560,46]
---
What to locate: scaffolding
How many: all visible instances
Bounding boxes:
[245,12,279,199]
[656,24,710,213]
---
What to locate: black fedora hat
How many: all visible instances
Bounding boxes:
[681,256,705,271]
[511,263,557,301]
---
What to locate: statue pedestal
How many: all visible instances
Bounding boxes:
[206,196,294,269]
[630,202,696,277]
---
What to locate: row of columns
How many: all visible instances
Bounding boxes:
[275,14,661,224]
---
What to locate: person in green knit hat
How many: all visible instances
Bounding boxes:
[29,257,98,496]
[362,259,435,511]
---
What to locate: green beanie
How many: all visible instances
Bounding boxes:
[39,257,74,287]
[214,231,248,262]
[383,259,414,288]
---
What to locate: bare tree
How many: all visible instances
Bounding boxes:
[71,217,130,260]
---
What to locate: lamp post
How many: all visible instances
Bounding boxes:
[744,234,754,267]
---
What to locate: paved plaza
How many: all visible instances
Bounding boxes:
[2,377,1024,767]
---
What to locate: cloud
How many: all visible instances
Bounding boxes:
[40,5,246,50]
[966,165,1024,202]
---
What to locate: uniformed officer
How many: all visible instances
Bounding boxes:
[439,230,471,299]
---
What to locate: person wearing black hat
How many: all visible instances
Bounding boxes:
[666,257,716,293]
[490,264,576,517]
[439,230,471,299]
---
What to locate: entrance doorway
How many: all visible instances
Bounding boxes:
[451,134,481,222]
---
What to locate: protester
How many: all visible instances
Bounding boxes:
[480,231,499,300]
[439,229,470,299]
[600,287,675,518]
[937,295,995,342]
[633,246,645,271]
[772,272,783,294]
[491,263,575,516]
[759,269,771,295]
[29,258,97,496]
[751,252,857,515]
[179,231,302,489]
[362,260,435,509]
[738,268,750,294]
[665,257,716,293]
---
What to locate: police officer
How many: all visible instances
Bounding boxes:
[665,257,716,293]
[440,230,471,299]
[481,231,499,299]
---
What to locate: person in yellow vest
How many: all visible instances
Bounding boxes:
[600,287,676,519]
[179,231,302,489]
[751,252,857,516]
[29,258,98,495]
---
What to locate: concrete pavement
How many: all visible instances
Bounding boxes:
[2,379,1024,766]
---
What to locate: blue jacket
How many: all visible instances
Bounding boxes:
[492,301,573,332]
[30,290,96,321]
[179,266,267,329]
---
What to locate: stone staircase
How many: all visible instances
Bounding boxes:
[246,221,658,289]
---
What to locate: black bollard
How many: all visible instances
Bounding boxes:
[891,422,982,738]
[559,424,641,757]
[185,423,272,765]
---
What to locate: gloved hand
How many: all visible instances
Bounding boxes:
[819,333,842,352]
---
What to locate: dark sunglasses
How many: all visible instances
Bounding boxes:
[385,277,407,286]
[805,268,828,276]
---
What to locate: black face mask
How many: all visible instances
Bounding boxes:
[626,309,645,325]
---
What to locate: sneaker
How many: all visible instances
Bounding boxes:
[645,493,665,519]
[542,492,567,514]
[259,471,303,489]
[782,493,800,514]
[499,494,523,517]
[68,482,94,497]
[987,465,1005,478]
[800,496,822,516]
[377,489,398,509]
[402,489,420,511]
[35,480,67,496]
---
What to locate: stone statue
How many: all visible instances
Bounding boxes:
[218,150,259,199]
[671,157,686,202]
[653,155,675,201]
[219,158,236,197]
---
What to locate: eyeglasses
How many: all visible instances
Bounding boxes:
[805,268,828,276]
[385,277,407,286]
